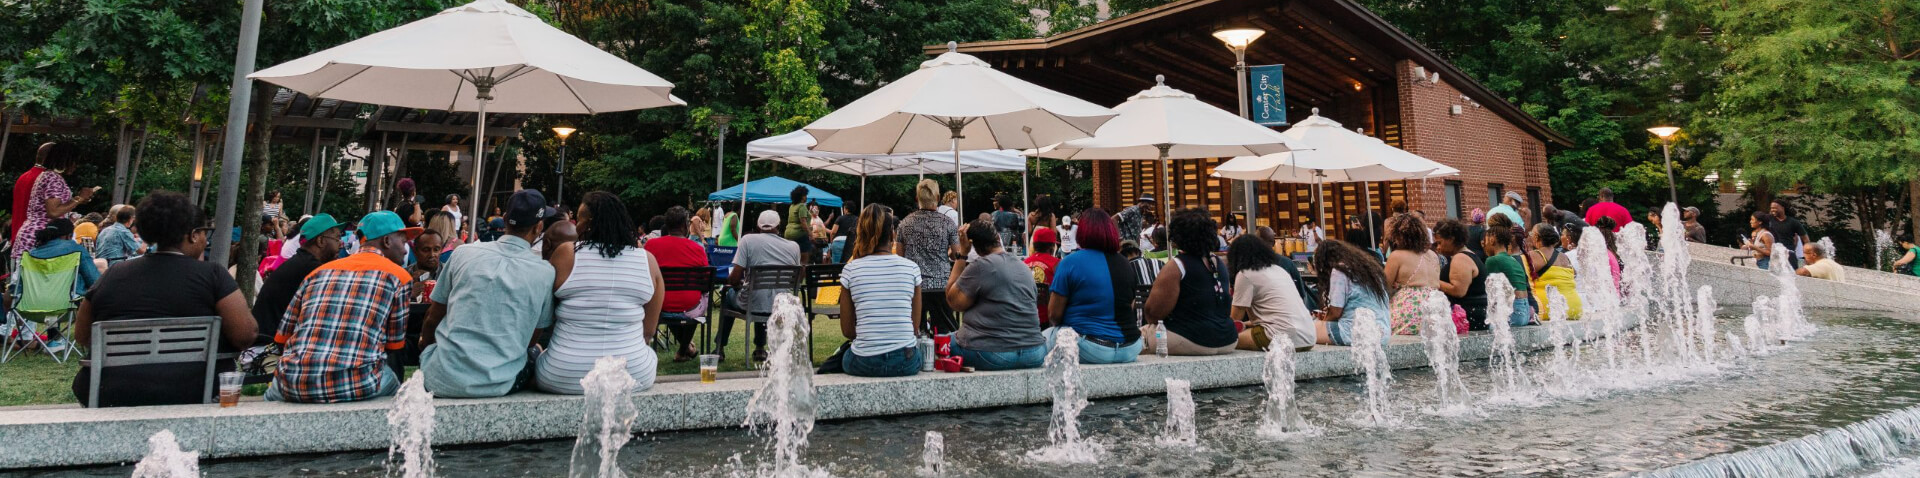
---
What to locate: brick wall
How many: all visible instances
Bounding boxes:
[1394,59,1551,221]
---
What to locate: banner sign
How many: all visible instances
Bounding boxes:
[1249,64,1287,126]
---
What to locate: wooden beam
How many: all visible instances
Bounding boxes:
[371,121,518,138]
[273,116,357,130]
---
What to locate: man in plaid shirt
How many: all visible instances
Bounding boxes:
[266,210,422,403]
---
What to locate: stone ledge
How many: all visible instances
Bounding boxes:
[1686,254,1920,314]
[0,317,1611,469]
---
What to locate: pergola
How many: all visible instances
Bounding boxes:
[0,87,527,215]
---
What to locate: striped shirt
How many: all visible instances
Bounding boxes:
[536,244,657,394]
[275,252,411,403]
[840,254,921,356]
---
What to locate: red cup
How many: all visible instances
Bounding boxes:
[933,334,952,357]
[937,356,964,372]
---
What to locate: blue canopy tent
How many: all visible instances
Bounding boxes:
[707,176,843,208]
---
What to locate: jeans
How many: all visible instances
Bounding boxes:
[949,342,1047,371]
[1508,297,1535,327]
[265,363,400,403]
[1325,307,1391,347]
[1042,327,1141,364]
[829,238,847,263]
[842,344,922,377]
[1756,257,1771,271]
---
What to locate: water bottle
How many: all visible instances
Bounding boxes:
[919,336,936,371]
[1154,325,1169,358]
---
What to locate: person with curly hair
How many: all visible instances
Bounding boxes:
[1226,234,1314,351]
[1434,219,1489,329]
[1310,239,1390,347]
[537,191,664,394]
[1142,209,1238,356]
[1382,213,1444,335]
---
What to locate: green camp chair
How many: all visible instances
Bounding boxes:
[2,252,84,363]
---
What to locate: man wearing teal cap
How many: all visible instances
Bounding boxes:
[268,210,420,403]
[250,213,345,347]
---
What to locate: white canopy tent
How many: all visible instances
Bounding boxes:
[744,130,1027,212]
[802,43,1116,217]
[251,0,685,233]
[1213,110,1457,246]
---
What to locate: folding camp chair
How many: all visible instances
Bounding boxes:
[800,264,844,353]
[2,252,84,363]
[718,265,801,368]
[84,316,222,408]
[657,266,717,354]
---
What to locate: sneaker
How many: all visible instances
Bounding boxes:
[44,339,67,354]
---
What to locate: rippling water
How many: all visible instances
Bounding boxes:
[30,308,1920,477]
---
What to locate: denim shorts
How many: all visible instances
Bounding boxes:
[949,342,1047,371]
[842,344,922,377]
[1041,327,1141,364]
[1508,297,1535,327]
[1326,308,1390,347]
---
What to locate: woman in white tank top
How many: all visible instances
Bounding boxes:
[536,191,665,394]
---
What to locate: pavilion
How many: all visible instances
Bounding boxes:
[937,0,1572,229]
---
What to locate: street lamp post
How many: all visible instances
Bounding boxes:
[552,124,576,206]
[1214,27,1266,224]
[1648,126,1681,208]
[711,114,734,192]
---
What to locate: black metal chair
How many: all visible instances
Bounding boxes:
[800,264,845,354]
[85,316,222,408]
[1036,283,1052,325]
[659,266,718,354]
[718,265,803,367]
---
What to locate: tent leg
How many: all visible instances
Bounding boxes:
[1022,167,1030,255]
[740,152,750,225]
[859,171,867,210]
[469,83,490,237]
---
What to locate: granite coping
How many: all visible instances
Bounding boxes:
[1686,242,1920,293]
[0,317,1616,469]
[1685,253,1920,314]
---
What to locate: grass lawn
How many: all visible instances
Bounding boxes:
[0,315,852,407]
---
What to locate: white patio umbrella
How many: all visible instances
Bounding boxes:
[251,0,685,233]
[1037,75,1296,252]
[802,42,1117,216]
[746,130,1025,208]
[1213,109,1454,245]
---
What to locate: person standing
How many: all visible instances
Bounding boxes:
[897,179,964,334]
[10,143,53,242]
[1583,188,1632,233]
[829,203,858,263]
[537,191,664,394]
[946,219,1045,370]
[268,209,417,403]
[1769,199,1810,269]
[937,191,960,225]
[1743,212,1778,270]
[1297,217,1326,254]
[12,143,98,259]
[416,190,556,398]
[1115,194,1155,249]
[992,193,1026,256]
[1488,191,1527,229]
[441,194,465,232]
[783,186,815,264]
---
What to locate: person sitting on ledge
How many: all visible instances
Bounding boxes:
[269,209,416,403]
[1795,242,1846,283]
[834,204,923,377]
[1310,239,1391,347]
[1895,235,1920,277]
[73,192,254,407]
[1226,234,1314,352]
[417,190,555,399]
[1480,215,1535,327]
[945,219,1045,371]
[538,191,662,394]
[1434,219,1490,330]
[1384,214,1444,335]
[1046,208,1144,363]
[1525,222,1583,320]
[253,214,343,346]
[1142,208,1238,356]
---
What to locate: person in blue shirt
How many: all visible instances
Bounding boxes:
[1044,208,1142,364]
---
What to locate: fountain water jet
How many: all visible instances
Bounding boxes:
[1618,222,1660,366]
[1347,310,1395,426]
[1256,333,1314,438]
[1573,226,1624,373]
[743,294,819,475]
[1646,404,1920,478]
[570,356,638,478]
[130,430,199,478]
[1025,327,1104,463]
[1158,378,1198,447]
[918,431,944,476]
[1769,244,1815,340]
[1875,228,1895,272]
[1543,288,1584,396]
[1654,203,1701,365]
[1694,286,1719,364]
[1418,289,1470,413]
[387,371,436,478]
[1482,276,1532,400]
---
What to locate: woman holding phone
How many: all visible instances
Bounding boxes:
[12,142,99,259]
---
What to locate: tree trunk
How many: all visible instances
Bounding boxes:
[1909,178,1919,242]
[235,89,273,304]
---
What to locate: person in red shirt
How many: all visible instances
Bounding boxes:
[1583,187,1633,233]
[643,206,710,362]
[1024,226,1062,324]
[10,144,53,241]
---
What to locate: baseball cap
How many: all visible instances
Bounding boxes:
[1504,191,1526,204]
[1032,226,1059,245]
[758,210,781,230]
[505,190,550,227]
[300,213,345,240]
[358,210,423,241]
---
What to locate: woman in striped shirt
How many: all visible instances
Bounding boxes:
[837,204,923,377]
[536,191,665,394]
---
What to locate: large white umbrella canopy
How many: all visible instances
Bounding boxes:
[746,130,1026,207]
[802,42,1117,216]
[1212,110,1455,245]
[1037,76,1297,251]
[251,0,685,232]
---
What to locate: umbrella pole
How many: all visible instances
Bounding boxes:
[1364,181,1376,250]
[860,169,867,210]
[1022,167,1030,256]
[1316,172,1325,235]
[1158,144,1174,256]
[470,80,492,237]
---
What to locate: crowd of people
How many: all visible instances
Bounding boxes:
[5,138,1900,407]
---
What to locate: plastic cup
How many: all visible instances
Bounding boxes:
[217,372,244,408]
[699,354,720,383]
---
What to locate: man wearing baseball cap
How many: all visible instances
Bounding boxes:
[1489,191,1527,228]
[417,189,556,398]
[251,213,345,346]
[718,209,800,361]
[269,210,420,403]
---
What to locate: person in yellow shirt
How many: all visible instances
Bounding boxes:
[1795,242,1845,283]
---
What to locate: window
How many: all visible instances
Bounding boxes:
[1444,180,1463,219]
[1487,183,1505,210]
[1527,187,1543,224]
